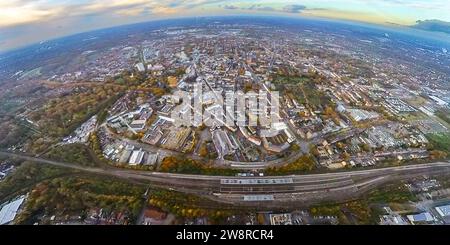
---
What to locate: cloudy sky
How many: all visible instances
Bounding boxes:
[0,0,449,52]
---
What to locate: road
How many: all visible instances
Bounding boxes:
[106,125,306,170]
[2,151,450,207]
[106,120,390,170]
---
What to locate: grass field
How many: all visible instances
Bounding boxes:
[426,132,450,154]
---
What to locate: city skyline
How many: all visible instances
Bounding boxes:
[0,11,450,227]
[1,0,450,52]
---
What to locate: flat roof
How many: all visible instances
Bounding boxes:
[221,178,293,185]
[407,212,434,222]
[435,205,450,217]
[129,150,144,165]
[0,197,26,225]
[243,195,274,201]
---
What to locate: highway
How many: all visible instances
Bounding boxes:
[2,151,450,206]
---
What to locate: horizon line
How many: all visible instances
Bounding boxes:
[1,14,449,55]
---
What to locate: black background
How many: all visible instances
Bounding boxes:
[1,225,449,244]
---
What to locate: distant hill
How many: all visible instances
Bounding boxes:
[412,20,450,34]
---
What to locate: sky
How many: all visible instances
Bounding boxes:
[0,0,449,52]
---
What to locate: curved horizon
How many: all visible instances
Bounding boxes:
[1,0,450,53]
[1,14,450,56]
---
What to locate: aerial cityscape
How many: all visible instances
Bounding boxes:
[1,1,450,228]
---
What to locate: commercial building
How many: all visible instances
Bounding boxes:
[435,205,450,217]
[0,196,26,225]
[347,108,379,122]
[135,62,145,72]
[119,149,132,163]
[212,129,236,158]
[130,119,147,131]
[429,95,448,106]
[129,149,145,165]
[406,212,434,224]
[243,195,274,201]
[221,178,293,185]
[145,152,159,166]
[269,213,292,225]
[143,127,164,145]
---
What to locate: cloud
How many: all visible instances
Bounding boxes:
[412,19,450,34]
[0,1,66,27]
[183,0,227,9]
[247,4,275,12]
[363,0,449,10]
[0,0,228,28]
[223,5,239,10]
[282,4,306,13]
[222,3,303,13]
[2,0,450,29]
[2,0,450,52]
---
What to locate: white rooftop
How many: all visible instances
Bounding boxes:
[0,196,26,225]
[435,205,450,217]
[129,149,145,165]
